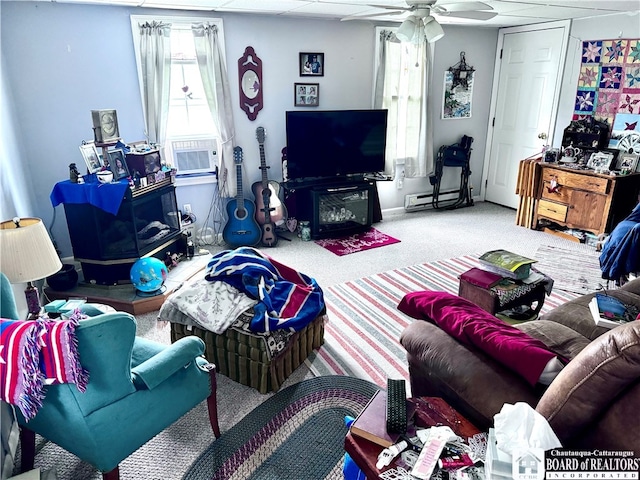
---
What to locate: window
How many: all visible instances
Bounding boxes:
[374,28,432,178]
[131,16,225,181]
[166,25,216,140]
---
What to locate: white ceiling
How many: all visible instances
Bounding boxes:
[13,0,640,27]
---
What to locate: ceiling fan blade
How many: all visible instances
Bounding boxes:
[435,9,498,20]
[435,1,493,12]
[367,3,413,11]
[341,10,407,21]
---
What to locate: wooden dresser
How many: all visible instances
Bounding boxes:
[533,164,640,235]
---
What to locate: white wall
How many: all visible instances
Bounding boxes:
[1,1,499,257]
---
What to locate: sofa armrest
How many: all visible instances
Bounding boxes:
[400,320,540,430]
[536,321,640,446]
[131,336,206,390]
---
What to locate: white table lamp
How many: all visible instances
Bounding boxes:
[0,217,63,316]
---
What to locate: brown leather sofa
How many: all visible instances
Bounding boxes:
[399,278,640,450]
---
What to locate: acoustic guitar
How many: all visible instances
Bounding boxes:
[252,126,287,247]
[223,146,261,248]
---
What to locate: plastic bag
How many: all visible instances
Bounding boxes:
[494,402,562,455]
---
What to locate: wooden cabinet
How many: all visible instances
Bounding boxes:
[533,165,640,235]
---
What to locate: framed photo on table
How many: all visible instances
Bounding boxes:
[107,149,130,180]
[294,83,319,107]
[616,152,639,173]
[586,151,614,171]
[79,142,102,173]
[299,52,324,76]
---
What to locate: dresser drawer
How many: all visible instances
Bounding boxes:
[541,169,609,194]
[537,199,567,222]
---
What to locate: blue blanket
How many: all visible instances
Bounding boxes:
[600,203,640,281]
[205,247,325,333]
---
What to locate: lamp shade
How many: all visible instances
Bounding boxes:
[396,15,419,42]
[0,217,62,283]
[423,16,445,43]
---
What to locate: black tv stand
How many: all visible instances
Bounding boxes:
[284,178,379,239]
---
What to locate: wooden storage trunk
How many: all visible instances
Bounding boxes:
[170,312,326,394]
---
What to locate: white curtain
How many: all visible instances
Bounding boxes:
[192,22,235,198]
[138,21,172,146]
[374,30,433,178]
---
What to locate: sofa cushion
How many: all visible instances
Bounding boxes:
[535,321,640,444]
[517,320,591,361]
[398,291,562,386]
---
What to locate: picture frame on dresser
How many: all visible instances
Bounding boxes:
[616,153,639,173]
[79,142,102,174]
[108,149,130,180]
[586,151,614,171]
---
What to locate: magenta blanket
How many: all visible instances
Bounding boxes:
[398,291,558,386]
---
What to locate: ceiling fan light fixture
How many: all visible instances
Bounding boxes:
[423,15,445,43]
[396,15,419,42]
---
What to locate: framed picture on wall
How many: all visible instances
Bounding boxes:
[294,83,319,107]
[299,52,324,76]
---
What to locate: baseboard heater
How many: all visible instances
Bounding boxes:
[404,190,462,212]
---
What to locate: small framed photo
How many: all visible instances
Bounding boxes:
[107,149,130,180]
[617,152,639,173]
[79,142,102,173]
[294,83,319,107]
[586,151,614,171]
[299,52,324,76]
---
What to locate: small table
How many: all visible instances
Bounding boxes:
[458,269,553,320]
[344,397,482,479]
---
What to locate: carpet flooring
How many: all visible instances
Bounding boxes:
[182,376,378,480]
[305,252,583,390]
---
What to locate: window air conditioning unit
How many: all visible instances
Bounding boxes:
[169,138,219,175]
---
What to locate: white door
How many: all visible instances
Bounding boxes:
[483,22,569,208]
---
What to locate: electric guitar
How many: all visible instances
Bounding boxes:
[251,126,287,247]
[223,147,261,248]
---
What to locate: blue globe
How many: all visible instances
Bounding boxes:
[130,257,168,294]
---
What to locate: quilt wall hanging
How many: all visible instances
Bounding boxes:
[574,38,640,150]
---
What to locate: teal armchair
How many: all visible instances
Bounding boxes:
[2,272,220,480]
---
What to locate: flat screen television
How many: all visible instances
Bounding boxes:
[285,109,388,182]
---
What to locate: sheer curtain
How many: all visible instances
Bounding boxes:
[192,22,235,197]
[374,29,433,179]
[138,21,172,146]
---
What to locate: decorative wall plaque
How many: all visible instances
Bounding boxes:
[238,46,263,121]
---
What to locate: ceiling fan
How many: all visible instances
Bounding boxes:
[342,1,498,23]
[342,1,497,43]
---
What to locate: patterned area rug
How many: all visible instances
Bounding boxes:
[314,227,400,256]
[182,376,378,480]
[534,244,604,294]
[305,254,582,390]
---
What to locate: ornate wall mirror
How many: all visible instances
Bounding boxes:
[238,46,263,121]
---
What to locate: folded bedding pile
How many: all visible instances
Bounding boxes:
[160,246,325,335]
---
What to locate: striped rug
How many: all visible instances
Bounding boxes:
[305,254,582,390]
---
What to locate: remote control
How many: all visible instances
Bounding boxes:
[386,378,407,434]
